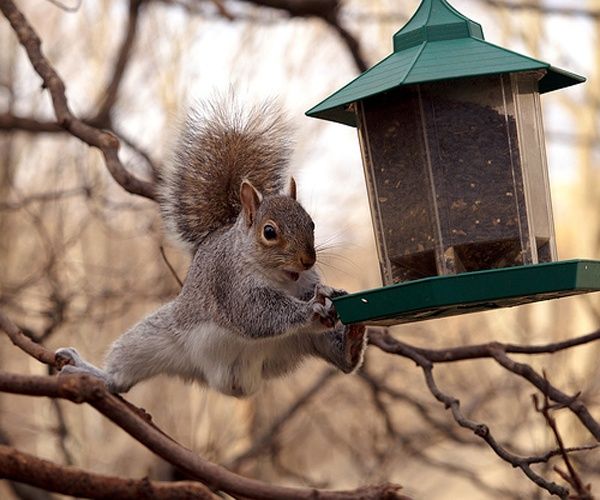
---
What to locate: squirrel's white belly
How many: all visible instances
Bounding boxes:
[182,321,273,397]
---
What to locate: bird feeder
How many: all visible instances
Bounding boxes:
[307,0,600,325]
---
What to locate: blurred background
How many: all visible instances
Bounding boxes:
[1,0,599,498]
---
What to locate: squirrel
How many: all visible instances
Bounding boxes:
[56,98,367,398]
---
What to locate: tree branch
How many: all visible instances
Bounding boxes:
[369,328,600,364]
[0,371,407,499]
[533,388,593,499]
[0,113,62,133]
[0,311,407,500]
[0,311,57,366]
[368,328,600,498]
[490,348,600,442]
[0,112,160,179]
[0,444,217,499]
[0,0,156,200]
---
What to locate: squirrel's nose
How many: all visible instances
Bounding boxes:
[300,250,316,270]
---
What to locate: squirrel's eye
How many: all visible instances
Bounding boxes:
[310,220,315,230]
[263,224,277,241]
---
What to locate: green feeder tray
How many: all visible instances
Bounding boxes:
[333,260,600,326]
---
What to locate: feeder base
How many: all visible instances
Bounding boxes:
[333,259,600,326]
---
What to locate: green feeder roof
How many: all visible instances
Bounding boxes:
[306,0,585,127]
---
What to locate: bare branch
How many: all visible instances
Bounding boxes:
[368,329,599,498]
[533,387,594,499]
[0,444,217,499]
[0,113,62,133]
[371,328,600,439]
[0,370,407,499]
[0,0,156,200]
[0,311,57,366]
[368,328,600,364]
[490,349,600,442]
[0,112,160,178]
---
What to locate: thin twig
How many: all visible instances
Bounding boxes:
[159,245,183,288]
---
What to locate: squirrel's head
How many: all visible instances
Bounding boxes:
[240,179,316,282]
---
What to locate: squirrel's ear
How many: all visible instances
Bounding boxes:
[288,177,297,200]
[240,180,262,227]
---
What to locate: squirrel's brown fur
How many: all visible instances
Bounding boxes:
[160,99,292,251]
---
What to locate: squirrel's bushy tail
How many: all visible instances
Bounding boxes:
[159,98,293,251]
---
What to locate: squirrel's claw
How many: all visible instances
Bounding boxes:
[311,284,347,329]
[311,286,338,329]
[315,285,348,300]
[312,302,335,328]
[55,347,83,368]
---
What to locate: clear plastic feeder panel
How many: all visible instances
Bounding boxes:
[357,93,441,284]
[511,72,558,262]
[356,73,556,285]
[420,75,536,274]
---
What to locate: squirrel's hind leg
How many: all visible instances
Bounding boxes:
[56,347,114,388]
[311,323,368,374]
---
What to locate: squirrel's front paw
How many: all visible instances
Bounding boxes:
[311,284,338,330]
[314,285,348,300]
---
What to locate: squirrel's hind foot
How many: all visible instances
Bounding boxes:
[55,347,112,388]
[342,324,368,374]
[315,324,367,374]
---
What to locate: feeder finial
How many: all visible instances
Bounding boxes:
[393,0,484,52]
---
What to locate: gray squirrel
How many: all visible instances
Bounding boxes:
[56,99,367,397]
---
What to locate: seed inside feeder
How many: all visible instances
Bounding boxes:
[356,74,555,284]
